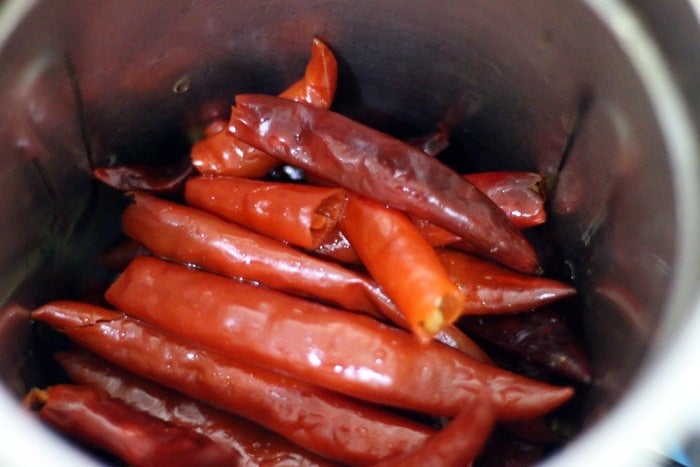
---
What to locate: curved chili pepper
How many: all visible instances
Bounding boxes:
[93,157,195,193]
[278,38,338,109]
[436,248,576,315]
[106,256,574,420]
[55,350,335,467]
[32,301,435,465]
[122,191,390,318]
[465,171,546,229]
[30,384,238,467]
[185,175,347,250]
[191,39,338,178]
[228,94,540,273]
[340,194,465,341]
[461,304,592,384]
[373,392,494,467]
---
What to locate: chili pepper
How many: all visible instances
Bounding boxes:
[122,191,389,318]
[340,193,465,341]
[185,175,347,250]
[460,304,591,384]
[191,39,338,178]
[106,256,574,420]
[55,350,335,467]
[228,94,540,273]
[465,171,546,230]
[278,38,338,109]
[93,157,195,193]
[29,384,238,467]
[32,301,435,465]
[373,392,494,467]
[436,248,576,315]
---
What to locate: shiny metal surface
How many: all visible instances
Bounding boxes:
[0,1,698,465]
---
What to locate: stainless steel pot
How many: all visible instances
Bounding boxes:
[1,0,699,465]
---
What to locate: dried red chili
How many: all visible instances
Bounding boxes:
[55,350,335,466]
[185,175,347,250]
[228,94,540,273]
[32,301,435,465]
[105,256,574,420]
[29,384,238,467]
[191,38,338,178]
[122,191,390,318]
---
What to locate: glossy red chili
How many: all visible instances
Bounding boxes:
[106,256,574,420]
[436,248,577,315]
[228,94,540,273]
[32,301,434,465]
[122,191,390,318]
[185,175,347,250]
[31,384,238,467]
[56,350,335,467]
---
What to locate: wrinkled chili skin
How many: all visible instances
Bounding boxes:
[106,256,574,420]
[32,302,433,465]
[56,350,335,467]
[228,94,540,274]
[122,191,388,318]
[37,384,238,467]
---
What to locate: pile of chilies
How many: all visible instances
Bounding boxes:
[26,39,589,466]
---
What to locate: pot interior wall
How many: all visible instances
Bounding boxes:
[0,0,678,462]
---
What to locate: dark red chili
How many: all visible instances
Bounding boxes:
[228,94,540,273]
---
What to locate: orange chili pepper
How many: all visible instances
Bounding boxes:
[340,194,465,341]
[191,38,338,177]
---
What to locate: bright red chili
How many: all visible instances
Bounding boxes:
[185,175,347,250]
[122,191,390,318]
[56,350,335,467]
[31,301,435,465]
[106,256,574,420]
